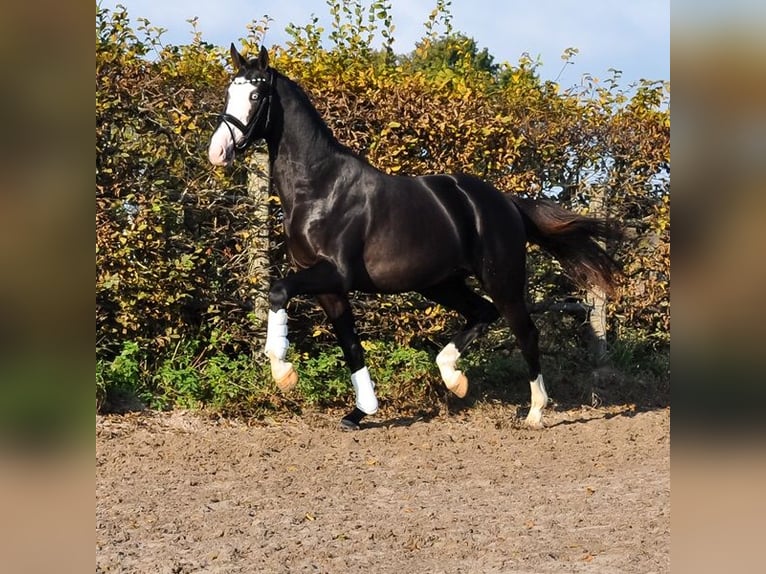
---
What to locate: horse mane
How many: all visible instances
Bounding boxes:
[273,70,362,160]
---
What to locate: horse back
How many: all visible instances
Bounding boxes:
[359,171,523,292]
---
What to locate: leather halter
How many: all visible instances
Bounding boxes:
[218,71,274,151]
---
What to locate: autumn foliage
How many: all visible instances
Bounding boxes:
[96,2,669,412]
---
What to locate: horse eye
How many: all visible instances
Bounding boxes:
[250,92,260,101]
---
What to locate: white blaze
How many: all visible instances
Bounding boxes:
[208,79,257,166]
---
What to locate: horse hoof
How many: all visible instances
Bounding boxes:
[524,412,545,429]
[339,418,360,431]
[274,367,298,392]
[339,407,366,431]
[447,373,468,398]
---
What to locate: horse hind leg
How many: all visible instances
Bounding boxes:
[478,248,549,428]
[420,280,500,398]
[493,294,549,428]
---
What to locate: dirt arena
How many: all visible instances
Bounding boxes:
[96,404,669,573]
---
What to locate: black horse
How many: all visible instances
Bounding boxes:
[208,45,620,430]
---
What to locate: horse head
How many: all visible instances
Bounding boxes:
[208,44,273,166]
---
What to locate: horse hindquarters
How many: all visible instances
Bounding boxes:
[419,175,549,427]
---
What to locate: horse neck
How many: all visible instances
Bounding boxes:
[265,75,354,211]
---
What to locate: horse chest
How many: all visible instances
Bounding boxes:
[283,205,358,268]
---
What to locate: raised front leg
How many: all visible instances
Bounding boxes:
[316,293,378,430]
[264,261,346,391]
[264,308,298,391]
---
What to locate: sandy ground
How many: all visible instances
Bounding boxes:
[96,404,669,573]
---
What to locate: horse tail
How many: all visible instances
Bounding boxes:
[508,195,622,295]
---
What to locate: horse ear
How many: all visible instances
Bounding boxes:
[230,43,247,71]
[257,45,269,69]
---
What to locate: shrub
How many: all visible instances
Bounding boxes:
[96,2,669,414]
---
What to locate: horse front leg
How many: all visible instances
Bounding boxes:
[265,262,378,429]
[265,261,346,391]
[263,307,298,392]
[316,293,378,430]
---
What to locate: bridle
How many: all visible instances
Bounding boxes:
[218,70,274,152]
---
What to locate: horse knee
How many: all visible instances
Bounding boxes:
[268,281,289,311]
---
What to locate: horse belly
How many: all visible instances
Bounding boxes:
[361,228,467,293]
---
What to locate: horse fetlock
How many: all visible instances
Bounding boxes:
[437,343,468,397]
[268,284,290,311]
[525,374,548,428]
[530,374,548,409]
[351,367,378,415]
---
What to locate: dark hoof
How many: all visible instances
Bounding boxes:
[339,407,366,431]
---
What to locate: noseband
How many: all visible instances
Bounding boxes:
[218,71,274,152]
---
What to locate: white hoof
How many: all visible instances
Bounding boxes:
[445,372,468,398]
[271,359,298,391]
[525,408,545,429]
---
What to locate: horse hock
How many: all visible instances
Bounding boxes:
[265,309,298,391]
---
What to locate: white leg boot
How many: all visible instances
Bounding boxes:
[264,309,298,391]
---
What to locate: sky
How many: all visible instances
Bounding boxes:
[97,0,669,88]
